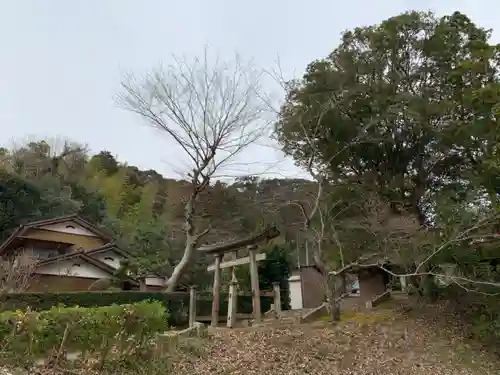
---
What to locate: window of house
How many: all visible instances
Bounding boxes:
[122,281,133,291]
[72,263,81,267]
[66,225,76,229]
[104,257,114,262]
[57,248,68,256]
[29,249,51,260]
[28,248,67,260]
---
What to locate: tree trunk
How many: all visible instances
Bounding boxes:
[411,185,427,226]
[165,192,197,292]
[165,239,195,292]
[326,274,341,323]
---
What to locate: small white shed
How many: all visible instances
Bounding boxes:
[287,266,325,310]
[288,274,303,310]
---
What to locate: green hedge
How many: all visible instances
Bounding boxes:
[0,292,188,326]
[0,291,274,326]
[0,301,168,368]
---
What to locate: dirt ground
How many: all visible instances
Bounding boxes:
[171,305,499,375]
[1,301,497,375]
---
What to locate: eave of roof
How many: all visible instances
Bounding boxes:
[86,243,133,258]
[0,226,27,256]
[35,251,139,285]
[16,236,75,247]
[25,214,112,241]
[136,272,165,279]
[0,215,113,256]
[197,226,280,254]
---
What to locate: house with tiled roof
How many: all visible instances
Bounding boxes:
[0,215,166,292]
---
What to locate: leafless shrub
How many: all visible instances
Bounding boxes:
[0,251,36,294]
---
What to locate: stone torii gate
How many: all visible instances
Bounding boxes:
[198,226,280,328]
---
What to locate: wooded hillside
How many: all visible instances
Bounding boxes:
[2,10,500,340]
[0,141,315,288]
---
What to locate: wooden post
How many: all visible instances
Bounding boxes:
[139,279,147,292]
[248,245,261,324]
[189,285,197,328]
[272,282,281,316]
[207,253,266,271]
[211,254,222,327]
[227,252,238,328]
[227,272,238,328]
[400,276,407,292]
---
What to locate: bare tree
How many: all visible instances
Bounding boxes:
[3,136,88,185]
[117,51,268,292]
[266,60,387,321]
[0,251,36,294]
[322,198,500,302]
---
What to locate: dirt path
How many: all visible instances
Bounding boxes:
[171,309,498,375]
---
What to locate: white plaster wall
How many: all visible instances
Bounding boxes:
[36,259,111,279]
[92,251,124,270]
[346,273,360,296]
[436,263,457,286]
[145,277,165,286]
[38,221,98,237]
[288,274,303,310]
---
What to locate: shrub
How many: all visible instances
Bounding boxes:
[440,285,500,348]
[258,244,292,310]
[0,291,187,326]
[0,301,168,367]
[235,243,292,310]
[0,291,274,326]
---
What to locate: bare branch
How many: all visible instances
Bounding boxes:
[118,52,267,182]
[195,226,211,241]
[414,213,500,273]
[0,251,36,293]
[118,51,268,291]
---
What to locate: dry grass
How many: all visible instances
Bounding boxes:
[170,306,499,375]
[2,303,497,375]
[316,308,395,325]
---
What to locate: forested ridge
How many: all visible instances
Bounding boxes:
[0,141,313,288]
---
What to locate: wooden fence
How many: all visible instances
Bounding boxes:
[189,283,282,327]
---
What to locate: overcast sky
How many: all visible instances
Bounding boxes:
[1,1,498,180]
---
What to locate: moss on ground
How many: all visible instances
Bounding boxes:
[315,308,395,325]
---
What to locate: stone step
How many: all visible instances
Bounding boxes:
[252,308,319,326]
[255,320,297,327]
[280,308,314,317]
[260,317,300,326]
